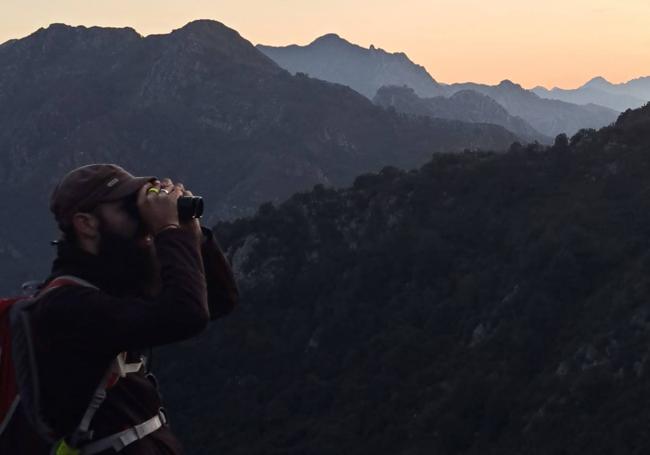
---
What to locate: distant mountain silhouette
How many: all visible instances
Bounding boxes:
[257,34,445,99]
[445,80,619,137]
[532,76,650,112]
[374,85,550,143]
[0,20,518,293]
[259,34,620,138]
[157,103,650,454]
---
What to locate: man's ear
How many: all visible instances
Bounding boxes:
[71,212,100,239]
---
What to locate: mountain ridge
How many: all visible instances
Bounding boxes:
[533,75,650,112]
[374,85,549,143]
[0,20,518,294]
[257,33,442,99]
[258,33,620,137]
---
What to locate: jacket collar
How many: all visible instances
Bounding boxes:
[48,240,131,296]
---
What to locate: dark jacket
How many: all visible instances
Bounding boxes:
[0,226,239,454]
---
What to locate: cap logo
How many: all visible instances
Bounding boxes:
[106,178,120,187]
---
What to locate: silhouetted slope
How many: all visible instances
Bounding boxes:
[0,21,517,294]
[375,85,549,143]
[157,104,650,455]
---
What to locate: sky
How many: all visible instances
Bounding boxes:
[1,0,649,89]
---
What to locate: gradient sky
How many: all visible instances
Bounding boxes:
[2,0,649,89]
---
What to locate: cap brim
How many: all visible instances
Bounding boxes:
[103,176,157,201]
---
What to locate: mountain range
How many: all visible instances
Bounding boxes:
[446,80,618,138]
[2,16,650,455]
[258,35,620,138]
[0,20,518,294]
[374,85,549,143]
[157,102,650,454]
[533,76,650,112]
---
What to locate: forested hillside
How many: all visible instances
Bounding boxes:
[158,104,650,454]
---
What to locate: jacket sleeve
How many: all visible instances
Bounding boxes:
[40,228,210,355]
[199,226,239,320]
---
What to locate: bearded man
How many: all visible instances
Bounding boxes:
[0,163,238,454]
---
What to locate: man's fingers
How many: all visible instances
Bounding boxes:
[137,178,190,203]
[174,182,193,197]
[137,181,157,205]
[171,185,184,199]
[161,178,174,191]
[147,181,162,196]
[160,178,188,198]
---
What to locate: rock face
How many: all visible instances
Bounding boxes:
[374,85,549,143]
[257,34,445,99]
[157,104,650,454]
[259,34,621,138]
[532,76,650,112]
[0,20,518,293]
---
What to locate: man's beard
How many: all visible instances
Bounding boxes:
[96,220,160,297]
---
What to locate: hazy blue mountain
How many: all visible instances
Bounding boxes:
[0,21,518,294]
[374,85,550,143]
[257,34,446,99]
[445,80,620,137]
[157,103,650,454]
[259,34,620,138]
[625,76,650,100]
[532,76,650,112]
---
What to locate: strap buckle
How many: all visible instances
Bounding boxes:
[158,407,168,426]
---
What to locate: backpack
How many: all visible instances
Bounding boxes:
[0,275,96,441]
[0,275,162,454]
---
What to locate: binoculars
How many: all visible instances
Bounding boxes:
[124,191,204,223]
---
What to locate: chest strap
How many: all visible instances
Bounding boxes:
[71,354,144,447]
[79,411,166,455]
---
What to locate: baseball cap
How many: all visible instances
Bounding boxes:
[50,164,155,228]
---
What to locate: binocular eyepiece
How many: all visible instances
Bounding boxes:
[177,196,204,222]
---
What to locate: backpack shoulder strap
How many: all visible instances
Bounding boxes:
[38,275,98,298]
[69,353,144,448]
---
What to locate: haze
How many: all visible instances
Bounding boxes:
[1,0,648,88]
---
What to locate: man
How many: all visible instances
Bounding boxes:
[1,164,238,454]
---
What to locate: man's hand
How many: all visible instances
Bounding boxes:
[137,179,181,235]
[160,178,203,244]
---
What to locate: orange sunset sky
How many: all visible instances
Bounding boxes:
[1,0,649,89]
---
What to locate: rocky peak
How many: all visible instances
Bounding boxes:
[310,33,348,47]
[171,19,242,41]
[497,79,523,91]
[584,76,612,88]
[161,19,281,74]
